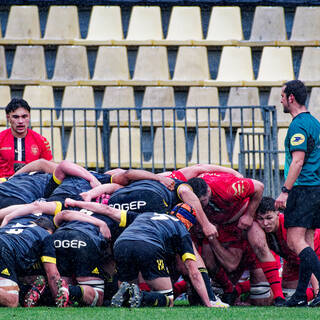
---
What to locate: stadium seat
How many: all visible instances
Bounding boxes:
[66,127,104,168]
[206,6,243,41]
[223,87,263,127]
[141,87,175,126]
[232,127,265,169]
[268,87,291,127]
[23,85,58,126]
[173,46,210,82]
[166,6,203,42]
[59,86,96,126]
[250,6,287,41]
[190,127,230,166]
[308,87,320,121]
[277,128,287,169]
[290,7,320,41]
[151,127,186,169]
[185,87,221,126]
[5,6,40,40]
[92,46,130,81]
[257,47,294,82]
[101,86,137,126]
[109,127,142,168]
[0,46,6,79]
[44,6,80,41]
[52,46,89,82]
[133,46,170,82]
[32,127,63,162]
[86,6,123,42]
[10,46,47,81]
[216,46,254,81]
[0,86,11,125]
[298,47,320,81]
[126,6,163,42]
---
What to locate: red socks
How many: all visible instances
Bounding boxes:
[260,261,284,299]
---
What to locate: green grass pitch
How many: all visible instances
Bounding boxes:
[1,305,320,320]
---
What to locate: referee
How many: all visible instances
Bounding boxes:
[275,80,320,307]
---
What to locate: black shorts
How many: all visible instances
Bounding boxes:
[52,229,103,279]
[0,239,18,283]
[284,185,320,229]
[0,196,26,209]
[109,190,168,213]
[114,240,170,282]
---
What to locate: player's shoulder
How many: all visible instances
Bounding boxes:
[0,128,11,138]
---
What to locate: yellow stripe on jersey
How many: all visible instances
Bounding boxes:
[41,256,56,264]
[0,178,7,182]
[182,253,196,262]
[177,184,193,201]
[54,201,62,216]
[110,175,113,184]
[53,171,62,185]
[119,210,128,227]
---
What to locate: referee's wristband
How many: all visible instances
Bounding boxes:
[281,186,291,193]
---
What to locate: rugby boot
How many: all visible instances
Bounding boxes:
[56,278,70,307]
[210,296,229,308]
[221,288,238,306]
[24,275,46,307]
[309,292,320,307]
[273,296,287,307]
[128,284,142,308]
[285,294,307,307]
[111,282,131,307]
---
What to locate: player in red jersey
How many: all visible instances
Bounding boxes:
[0,98,53,178]
[256,197,320,302]
[188,173,286,305]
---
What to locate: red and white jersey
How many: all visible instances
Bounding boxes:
[200,173,254,224]
[0,128,53,178]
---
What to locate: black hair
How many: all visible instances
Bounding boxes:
[284,80,307,106]
[187,177,208,198]
[34,216,56,233]
[257,196,276,215]
[5,98,31,115]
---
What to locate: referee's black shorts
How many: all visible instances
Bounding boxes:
[285,185,320,229]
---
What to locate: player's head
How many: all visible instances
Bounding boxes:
[6,98,31,138]
[170,203,196,231]
[34,216,56,234]
[187,177,211,207]
[256,196,279,233]
[281,80,307,112]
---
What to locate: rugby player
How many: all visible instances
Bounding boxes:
[256,197,320,301]
[0,215,65,307]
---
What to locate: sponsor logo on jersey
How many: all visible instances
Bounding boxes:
[290,133,305,146]
[91,267,99,275]
[109,201,147,210]
[1,268,10,276]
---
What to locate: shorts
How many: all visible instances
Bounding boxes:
[0,239,18,283]
[52,229,103,279]
[0,196,26,209]
[109,190,169,213]
[284,185,320,229]
[114,240,170,282]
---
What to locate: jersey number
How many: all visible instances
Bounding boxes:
[151,213,179,222]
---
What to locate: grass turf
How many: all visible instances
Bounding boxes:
[1,306,320,320]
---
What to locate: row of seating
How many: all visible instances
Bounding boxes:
[7,125,283,170]
[0,6,319,44]
[1,45,320,85]
[1,85,299,127]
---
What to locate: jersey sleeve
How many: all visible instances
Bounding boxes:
[119,210,139,228]
[38,135,53,161]
[40,234,56,264]
[287,122,308,153]
[178,233,196,262]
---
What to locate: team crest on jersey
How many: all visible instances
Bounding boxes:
[31,144,39,155]
[290,133,305,146]
[1,268,10,276]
